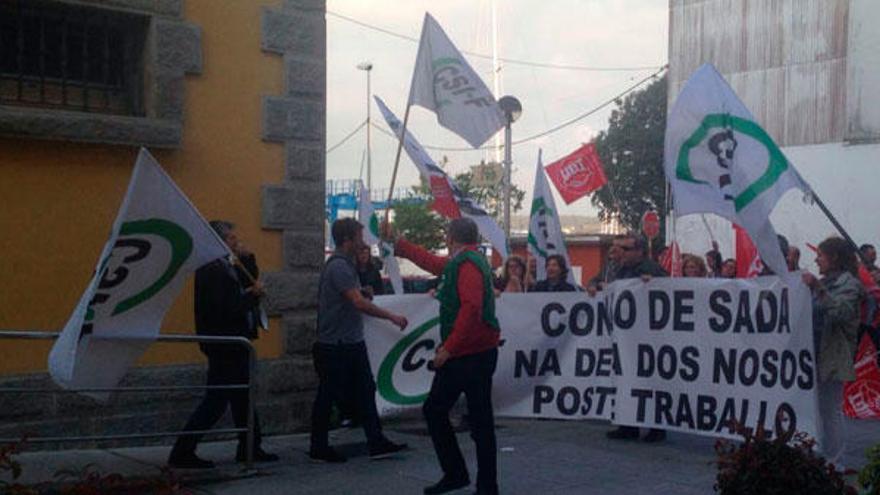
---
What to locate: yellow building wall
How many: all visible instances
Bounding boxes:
[0,0,287,375]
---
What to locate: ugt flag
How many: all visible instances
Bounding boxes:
[528,150,575,285]
[358,181,404,295]
[544,143,607,204]
[409,13,505,148]
[48,149,230,397]
[375,95,508,258]
[664,63,808,277]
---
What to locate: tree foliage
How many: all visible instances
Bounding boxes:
[591,74,668,237]
[392,197,447,250]
[391,170,525,250]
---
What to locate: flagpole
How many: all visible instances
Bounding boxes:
[383,103,412,226]
[807,187,870,265]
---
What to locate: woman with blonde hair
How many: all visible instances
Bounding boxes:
[681,254,708,278]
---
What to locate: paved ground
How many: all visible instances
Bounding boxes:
[6,417,879,494]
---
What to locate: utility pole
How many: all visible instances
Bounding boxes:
[357,62,373,192]
[498,95,522,241]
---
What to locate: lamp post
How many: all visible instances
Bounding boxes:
[498,95,522,241]
[357,62,373,192]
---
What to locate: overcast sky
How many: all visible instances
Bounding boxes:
[326,0,668,216]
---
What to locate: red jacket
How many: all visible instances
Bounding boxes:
[395,238,500,358]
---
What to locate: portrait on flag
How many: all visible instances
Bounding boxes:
[664,63,809,277]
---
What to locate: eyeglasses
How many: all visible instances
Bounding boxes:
[620,246,639,251]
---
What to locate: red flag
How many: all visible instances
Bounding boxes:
[844,333,880,419]
[428,176,461,218]
[734,224,762,278]
[660,242,682,277]
[544,143,607,204]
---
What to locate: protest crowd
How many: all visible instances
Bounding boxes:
[17,8,878,495]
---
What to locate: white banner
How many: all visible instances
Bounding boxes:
[48,149,230,397]
[365,277,819,441]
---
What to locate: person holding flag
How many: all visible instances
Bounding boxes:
[382,217,501,495]
[168,221,278,469]
[802,237,865,462]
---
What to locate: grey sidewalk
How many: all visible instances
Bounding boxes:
[5,417,878,494]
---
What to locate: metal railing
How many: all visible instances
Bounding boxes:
[0,330,257,469]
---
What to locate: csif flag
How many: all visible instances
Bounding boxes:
[544,143,608,204]
[408,13,505,148]
[48,149,231,398]
[664,63,808,278]
[375,95,508,258]
[358,181,404,294]
[528,150,575,285]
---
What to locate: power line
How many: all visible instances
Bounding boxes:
[370,65,668,152]
[326,119,367,154]
[326,10,665,73]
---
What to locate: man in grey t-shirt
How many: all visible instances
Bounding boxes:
[309,218,409,463]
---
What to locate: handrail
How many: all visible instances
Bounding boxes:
[0,330,257,470]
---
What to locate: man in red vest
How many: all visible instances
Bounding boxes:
[383,218,501,495]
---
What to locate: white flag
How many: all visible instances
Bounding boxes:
[409,13,505,148]
[664,64,808,277]
[528,151,575,285]
[358,181,404,295]
[48,149,230,397]
[375,95,508,258]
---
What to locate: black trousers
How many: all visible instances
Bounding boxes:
[172,351,262,455]
[310,341,384,449]
[423,348,498,492]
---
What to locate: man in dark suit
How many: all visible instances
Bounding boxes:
[168,220,278,469]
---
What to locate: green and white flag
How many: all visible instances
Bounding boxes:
[358,181,404,294]
[409,13,505,148]
[528,150,575,285]
[665,64,808,277]
[48,149,231,397]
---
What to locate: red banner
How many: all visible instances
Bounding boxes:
[544,143,608,204]
[844,333,880,419]
[734,224,762,278]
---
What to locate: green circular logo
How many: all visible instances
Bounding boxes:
[376,317,439,405]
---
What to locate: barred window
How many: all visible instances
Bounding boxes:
[0,0,148,116]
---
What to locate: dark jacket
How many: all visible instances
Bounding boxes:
[194,253,261,358]
[532,278,578,293]
[614,258,668,280]
[357,258,385,296]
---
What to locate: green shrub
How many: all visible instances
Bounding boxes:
[715,423,856,495]
[859,444,880,495]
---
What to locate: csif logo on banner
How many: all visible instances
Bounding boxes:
[78,219,193,339]
[377,317,441,405]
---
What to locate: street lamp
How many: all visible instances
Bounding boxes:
[357,62,373,192]
[498,95,522,241]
